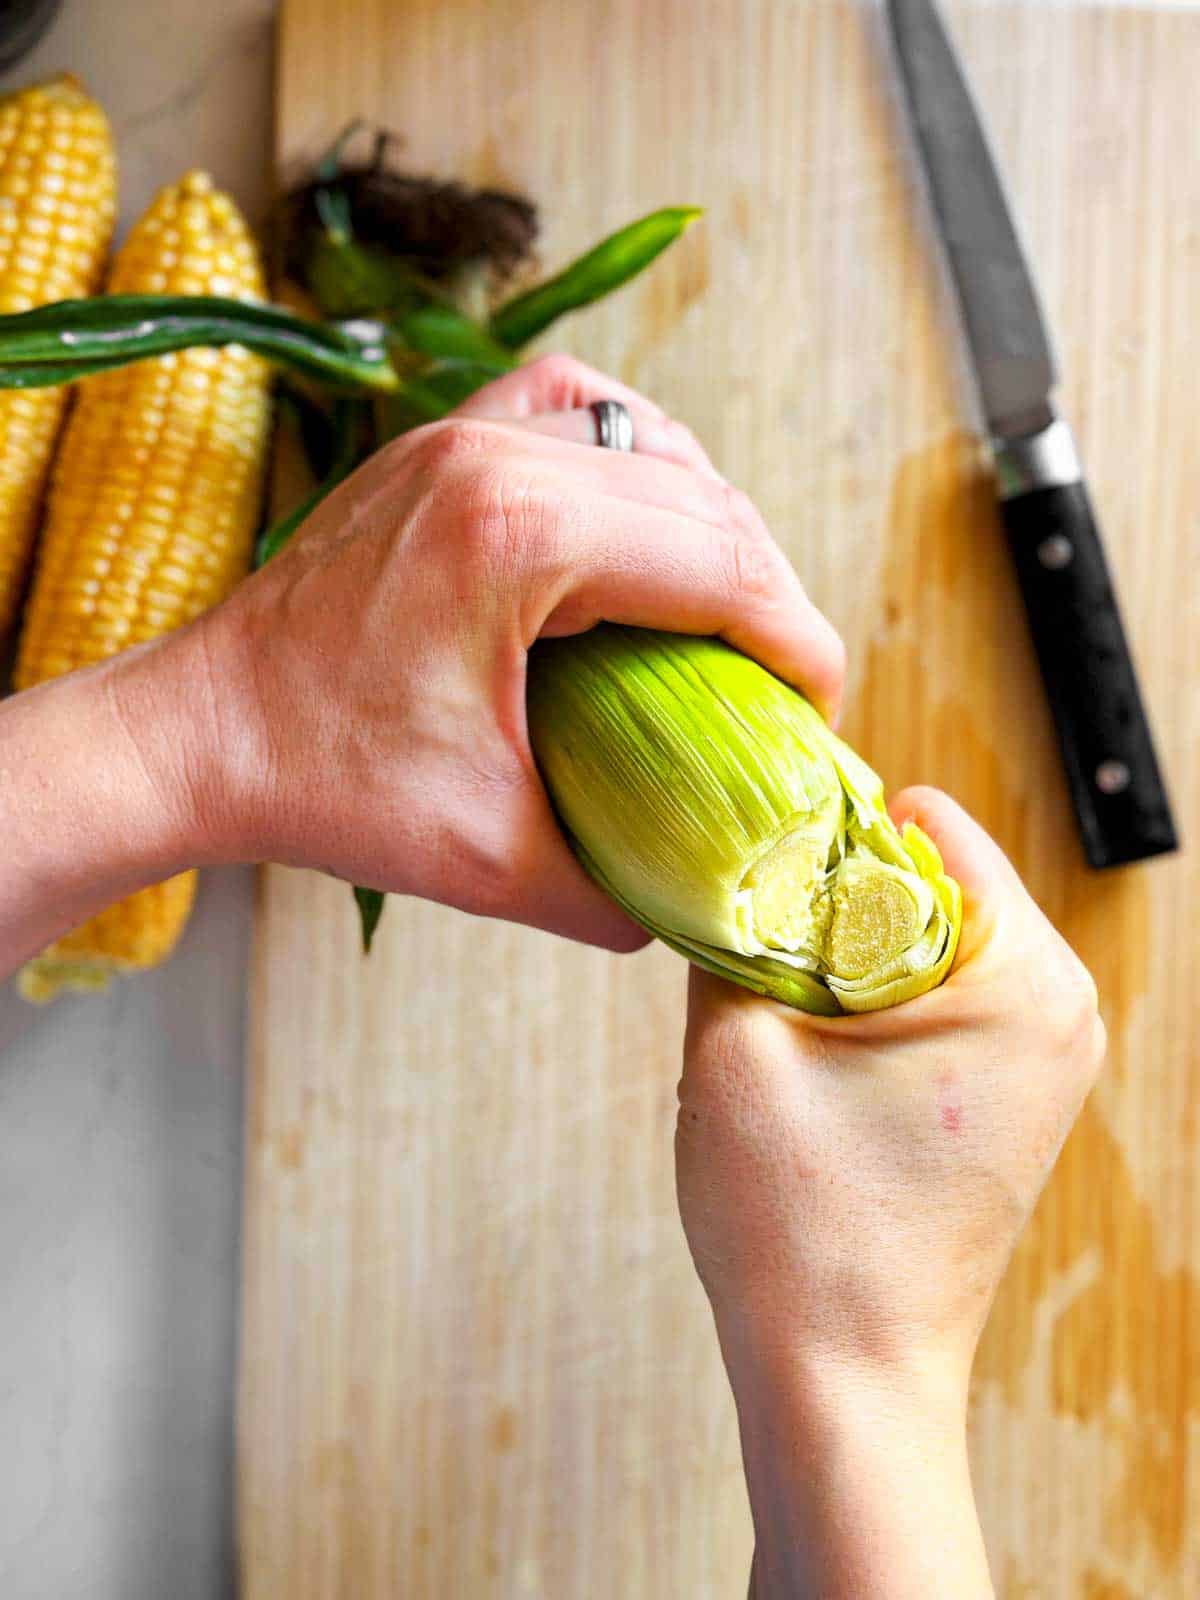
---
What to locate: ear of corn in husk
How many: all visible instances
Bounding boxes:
[0,75,116,638]
[15,171,273,1002]
[527,625,962,1015]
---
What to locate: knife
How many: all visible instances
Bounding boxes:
[886,0,1177,869]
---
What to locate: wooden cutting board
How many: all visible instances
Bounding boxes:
[239,3,1200,1595]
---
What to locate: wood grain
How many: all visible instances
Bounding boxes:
[241,3,1200,1595]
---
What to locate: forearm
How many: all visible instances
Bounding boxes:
[725,1340,992,1600]
[0,634,212,976]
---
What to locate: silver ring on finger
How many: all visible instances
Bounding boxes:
[589,398,635,452]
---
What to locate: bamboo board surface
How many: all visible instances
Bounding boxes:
[241,3,1200,1595]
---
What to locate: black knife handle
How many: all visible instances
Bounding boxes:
[999,474,1177,869]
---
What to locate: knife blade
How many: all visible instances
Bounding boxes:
[886,0,1178,869]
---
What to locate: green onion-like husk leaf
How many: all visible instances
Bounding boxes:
[527,626,962,1015]
[353,886,387,953]
[489,206,703,348]
[0,295,399,392]
[391,303,518,368]
[384,358,514,426]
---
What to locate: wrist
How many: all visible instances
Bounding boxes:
[720,1335,989,1600]
[148,604,277,866]
[103,630,226,866]
[172,582,312,868]
[719,1320,971,1440]
[0,640,212,974]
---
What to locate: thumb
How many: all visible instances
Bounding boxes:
[888,785,1035,974]
[495,783,651,954]
[888,786,1025,908]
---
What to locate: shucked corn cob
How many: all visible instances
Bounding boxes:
[0,75,115,636]
[16,171,273,1001]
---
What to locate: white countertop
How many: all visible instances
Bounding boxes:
[0,4,272,1596]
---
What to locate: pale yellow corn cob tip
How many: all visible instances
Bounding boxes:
[16,169,272,1001]
[0,75,116,636]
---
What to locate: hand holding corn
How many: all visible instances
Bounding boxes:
[677,790,1105,1599]
[0,355,846,979]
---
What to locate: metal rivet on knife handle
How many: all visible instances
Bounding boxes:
[1036,534,1074,570]
[1095,761,1133,796]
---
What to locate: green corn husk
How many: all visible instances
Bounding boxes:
[526,626,962,1015]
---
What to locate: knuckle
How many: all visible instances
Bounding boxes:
[524,351,589,395]
[825,625,848,679]
[716,483,790,605]
[370,431,412,477]
[1064,955,1101,1033]
[1044,947,1102,1053]
[469,464,560,576]
[457,851,520,922]
[725,523,785,608]
[1088,1012,1109,1074]
[664,416,703,454]
[405,420,561,578]
[720,480,762,537]
[408,416,496,476]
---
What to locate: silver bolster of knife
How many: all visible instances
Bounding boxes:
[993,419,1083,499]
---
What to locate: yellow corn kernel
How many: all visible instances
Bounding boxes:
[16,171,273,1002]
[0,76,116,637]
[17,879,198,1003]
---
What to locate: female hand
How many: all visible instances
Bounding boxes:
[0,356,844,972]
[676,788,1105,1598]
